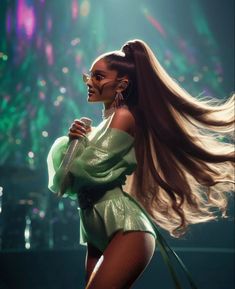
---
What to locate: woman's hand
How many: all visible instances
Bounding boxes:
[68,119,92,141]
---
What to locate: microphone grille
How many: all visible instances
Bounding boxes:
[80,117,92,128]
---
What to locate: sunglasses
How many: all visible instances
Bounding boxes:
[82,72,122,86]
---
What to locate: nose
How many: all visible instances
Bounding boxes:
[83,75,93,87]
[87,83,93,90]
[86,78,93,87]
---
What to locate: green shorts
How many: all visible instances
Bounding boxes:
[79,186,156,252]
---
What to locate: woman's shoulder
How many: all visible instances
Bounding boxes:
[109,107,135,138]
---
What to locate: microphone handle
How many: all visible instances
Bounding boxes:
[59,138,81,175]
[58,117,92,196]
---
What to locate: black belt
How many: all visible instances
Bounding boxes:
[77,187,104,209]
[77,183,121,209]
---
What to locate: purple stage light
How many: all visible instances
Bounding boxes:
[144,12,166,37]
[45,42,54,65]
[72,0,79,20]
[6,9,12,34]
[16,0,36,39]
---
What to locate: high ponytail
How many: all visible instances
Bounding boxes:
[103,39,234,237]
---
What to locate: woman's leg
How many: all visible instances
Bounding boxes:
[85,243,103,283]
[86,230,156,289]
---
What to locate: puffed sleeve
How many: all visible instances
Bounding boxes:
[47,135,88,198]
[47,127,137,198]
[69,127,137,190]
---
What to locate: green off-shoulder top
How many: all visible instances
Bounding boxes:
[47,113,137,199]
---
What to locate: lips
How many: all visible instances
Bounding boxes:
[88,89,95,96]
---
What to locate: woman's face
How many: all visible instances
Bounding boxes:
[84,58,120,106]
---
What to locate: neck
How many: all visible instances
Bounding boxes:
[102,103,128,120]
[103,99,117,110]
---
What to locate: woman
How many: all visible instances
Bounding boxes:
[47,39,234,289]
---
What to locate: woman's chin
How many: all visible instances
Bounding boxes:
[87,96,99,102]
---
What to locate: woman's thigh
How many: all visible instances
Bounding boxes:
[86,230,156,289]
[85,243,103,283]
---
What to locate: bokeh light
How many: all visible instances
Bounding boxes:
[0,0,233,169]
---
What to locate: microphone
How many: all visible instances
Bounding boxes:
[58,117,92,196]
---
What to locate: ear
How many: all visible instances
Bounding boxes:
[116,79,129,93]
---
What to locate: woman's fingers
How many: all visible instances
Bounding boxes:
[74,119,86,125]
[70,124,86,133]
[68,119,90,139]
[74,119,91,133]
[68,132,86,139]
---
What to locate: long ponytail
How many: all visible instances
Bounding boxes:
[105,39,234,237]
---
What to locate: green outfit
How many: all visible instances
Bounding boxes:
[47,112,198,289]
[47,113,156,252]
